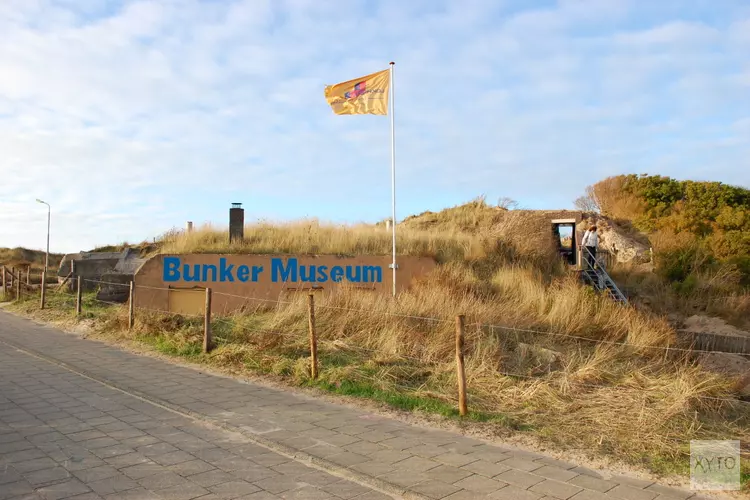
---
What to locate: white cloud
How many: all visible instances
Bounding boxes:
[0,0,748,253]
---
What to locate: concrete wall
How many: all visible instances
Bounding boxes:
[73,259,122,291]
[134,253,438,315]
[96,273,132,303]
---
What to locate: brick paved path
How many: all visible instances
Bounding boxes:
[0,311,712,500]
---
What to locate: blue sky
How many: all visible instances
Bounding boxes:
[1,0,748,253]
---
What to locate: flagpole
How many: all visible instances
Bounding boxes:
[389,61,396,298]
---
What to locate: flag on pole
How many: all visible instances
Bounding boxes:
[324,69,390,116]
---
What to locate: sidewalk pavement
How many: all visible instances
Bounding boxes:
[0,311,711,500]
[0,340,390,500]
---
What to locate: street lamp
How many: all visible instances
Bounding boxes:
[36,199,50,274]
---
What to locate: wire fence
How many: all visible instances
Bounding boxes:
[7,276,750,410]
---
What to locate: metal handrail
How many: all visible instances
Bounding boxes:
[581,245,628,304]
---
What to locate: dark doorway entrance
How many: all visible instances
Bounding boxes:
[552,219,578,266]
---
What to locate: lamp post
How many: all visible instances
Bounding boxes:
[36,199,50,274]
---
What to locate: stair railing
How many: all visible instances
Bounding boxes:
[581,245,628,304]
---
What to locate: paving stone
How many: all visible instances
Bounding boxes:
[253,475,305,494]
[350,460,396,477]
[424,464,474,483]
[295,470,343,487]
[66,493,105,500]
[208,480,262,498]
[168,459,216,477]
[118,435,160,448]
[86,474,140,496]
[318,433,361,447]
[568,474,619,492]
[0,466,23,484]
[403,444,449,458]
[392,455,441,473]
[119,462,164,480]
[153,483,210,500]
[0,480,35,500]
[80,437,121,450]
[534,465,581,482]
[431,452,479,468]
[486,485,543,499]
[12,457,60,473]
[230,465,280,483]
[102,487,160,499]
[103,452,150,468]
[610,476,656,489]
[643,483,694,499]
[567,491,612,500]
[148,450,196,466]
[71,465,121,483]
[606,485,659,500]
[24,466,73,487]
[529,478,584,499]
[270,461,314,477]
[90,445,136,460]
[326,451,372,467]
[498,456,545,472]
[34,478,91,500]
[138,470,189,489]
[319,479,373,499]
[68,430,108,442]
[376,469,430,488]
[188,469,237,487]
[494,469,545,489]
[462,459,510,478]
[534,457,579,470]
[248,453,290,467]
[279,485,334,500]
[451,474,506,495]
[411,480,463,499]
[343,492,391,500]
[367,449,414,464]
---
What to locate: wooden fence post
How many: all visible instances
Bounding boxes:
[26,266,30,285]
[76,277,82,317]
[455,314,468,417]
[11,267,16,299]
[16,276,21,302]
[308,293,318,379]
[128,281,135,330]
[1,265,6,297]
[40,272,46,309]
[203,287,212,353]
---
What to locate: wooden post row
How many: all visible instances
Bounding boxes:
[40,272,46,310]
[308,293,318,379]
[455,314,468,417]
[203,287,212,353]
[76,277,82,317]
[128,281,135,330]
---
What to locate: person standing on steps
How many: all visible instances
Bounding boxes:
[581,225,599,269]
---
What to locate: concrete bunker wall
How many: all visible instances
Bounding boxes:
[134,253,438,315]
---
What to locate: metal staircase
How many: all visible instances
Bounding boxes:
[579,246,628,305]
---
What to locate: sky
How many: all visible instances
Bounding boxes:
[1,0,748,254]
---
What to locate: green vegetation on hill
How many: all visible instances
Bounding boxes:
[577,174,750,326]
